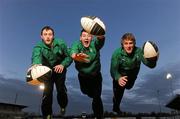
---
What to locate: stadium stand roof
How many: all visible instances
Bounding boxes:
[166,94,180,110]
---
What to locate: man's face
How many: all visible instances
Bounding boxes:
[80,31,93,48]
[41,29,54,46]
[122,39,135,54]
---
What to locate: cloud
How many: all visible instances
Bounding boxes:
[0,75,94,115]
[98,61,180,113]
[120,61,180,112]
[0,60,180,116]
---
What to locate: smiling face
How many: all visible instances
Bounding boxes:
[121,33,136,54]
[80,31,93,48]
[41,27,54,47]
[122,39,135,54]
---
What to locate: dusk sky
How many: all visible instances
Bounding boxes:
[0,0,180,115]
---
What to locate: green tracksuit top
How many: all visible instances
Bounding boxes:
[32,38,72,69]
[110,47,156,81]
[70,37,105,75]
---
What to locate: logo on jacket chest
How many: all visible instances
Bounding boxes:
[120,56,140,69]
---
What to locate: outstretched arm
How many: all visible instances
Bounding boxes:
[71,53,89,63]
[110,51,121,81]
[94,35,105,50]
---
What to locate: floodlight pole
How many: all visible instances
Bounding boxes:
[157,90,162,113]
[14,93,18,104]
[170,79,174,97]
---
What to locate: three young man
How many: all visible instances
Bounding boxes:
[30,26,157,118]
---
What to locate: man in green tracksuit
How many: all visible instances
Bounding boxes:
[70,29,105,118]
[110,33,158,114]
[31,26,72,119]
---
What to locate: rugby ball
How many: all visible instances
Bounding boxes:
[26,65,52,85]
[81,16,106,35]
[143,41,159,59]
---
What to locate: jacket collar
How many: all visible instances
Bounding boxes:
[120,47,137,57]
[41,38,59,49]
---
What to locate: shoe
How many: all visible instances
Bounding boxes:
[43,114,52,119]
[60,108,66,116]
[81,112,87,118]
[95,115,103,119]
[113,107,122,115]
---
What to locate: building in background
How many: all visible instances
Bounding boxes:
[166,94,180,111]
[0,102,27,119]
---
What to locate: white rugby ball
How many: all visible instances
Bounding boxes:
[81,16,106,35]
[143,41,159,59]
[26,65,52,85]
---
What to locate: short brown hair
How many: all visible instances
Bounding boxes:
[121,33,136,45]
[41,26,54,35]
[80,29,86,36]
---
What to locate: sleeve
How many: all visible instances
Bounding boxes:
[31,45,42,65]
[60,41,73,68]
[70,41,80,55]
[110,50,121,81]
[94,36,105,50]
